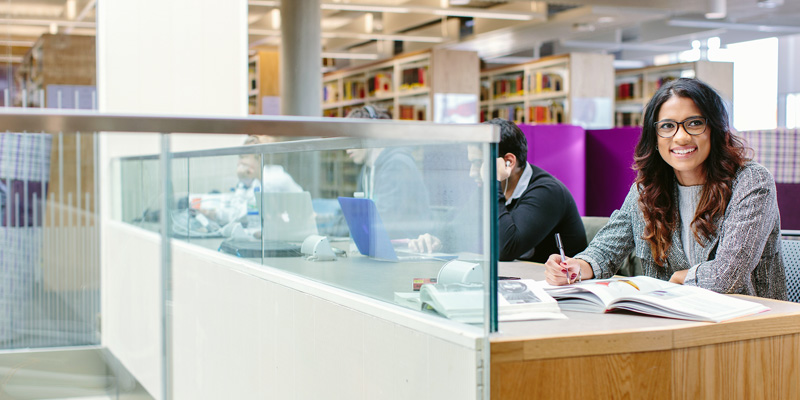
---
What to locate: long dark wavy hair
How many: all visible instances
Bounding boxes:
[635,78,748,265]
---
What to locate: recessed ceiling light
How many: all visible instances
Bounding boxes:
[757,0,784,8]
[705,0,726,19]
[573,23,595,32]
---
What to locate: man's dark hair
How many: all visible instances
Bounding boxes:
[484,118,527,166]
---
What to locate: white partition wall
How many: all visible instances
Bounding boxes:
[96,1,248,398]
[170,241,483,400]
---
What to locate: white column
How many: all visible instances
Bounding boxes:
[95,1,247,399]
[281,0,321,116]
[97,0,248,154]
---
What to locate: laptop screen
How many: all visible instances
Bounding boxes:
[337,197,399,261]
[258,191,319,242]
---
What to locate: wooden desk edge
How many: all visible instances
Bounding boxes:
[491,307,800,362]
[496,261,800,362]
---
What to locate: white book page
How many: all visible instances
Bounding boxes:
[546,276,673,309]
[611,285,770,322]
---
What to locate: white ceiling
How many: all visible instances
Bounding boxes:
[0,0,798,68]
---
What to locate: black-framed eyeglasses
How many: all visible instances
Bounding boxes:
[654,117,707,138]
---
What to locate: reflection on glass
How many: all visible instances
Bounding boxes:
[115,136,493,325]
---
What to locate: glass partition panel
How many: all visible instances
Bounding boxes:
[137,133,495,323]
[111,121,498,328]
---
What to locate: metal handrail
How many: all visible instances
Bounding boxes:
[118,136,477,160]
[0,108,499,142]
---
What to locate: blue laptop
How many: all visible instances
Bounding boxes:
[337,197,457,262]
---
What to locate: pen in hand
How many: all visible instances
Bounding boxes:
[555,233,571,284]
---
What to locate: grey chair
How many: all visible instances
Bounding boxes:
[782,239,800,303]
[581,216,642,277]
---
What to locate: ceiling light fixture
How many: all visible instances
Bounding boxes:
[483,56,538,65]
[560,39,689,52]
[249,29,445,43]
[0,17,95,29]
[705,0,726,19]
[667,18,800,33]
[757,0,784,8]
[572,23,595,32]
[248,1,542,21]
[270,9,280,29]
[66,0,77,20]
[613,60,647,69]
[321,52,379,60]
[364,13,373,34]
[249,1,279,6]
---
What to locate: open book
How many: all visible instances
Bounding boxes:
[403,279,564,323]
[544,276,770,323]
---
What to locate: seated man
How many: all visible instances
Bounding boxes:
[198,135,303,238]
[344,106,432,239]
[411,118,586,262]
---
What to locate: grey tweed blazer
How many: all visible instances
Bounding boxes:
[576,162,787,300]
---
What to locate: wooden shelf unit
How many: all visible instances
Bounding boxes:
[248,50,279,115]
[321,48,479,121]
[614,60,733,127]
[14,34,95,108]
[479,53,615,128]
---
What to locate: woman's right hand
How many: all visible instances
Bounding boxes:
[544,254,586,285]
[408,233,442,254]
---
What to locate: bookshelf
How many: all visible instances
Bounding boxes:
[479,53,615,128]
[14,34,95,108]
[321,49,479,121]
[614,61,733,127]
[13,33,97,220]
[248,50,279,115]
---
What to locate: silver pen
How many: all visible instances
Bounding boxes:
[555,233,571,284]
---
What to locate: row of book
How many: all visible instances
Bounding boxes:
[323,108,341,118]
[481,105,524,124]
[400,67,427,90]
[479,72,566,101]
[616,80,642,100]
[532,72,563,94]
[491,74,524,99]
[343,80,367,101]
[398,104,426,121]
[616,75,679,101]
[480,102,565,124]
[368,73,392,97]
[529,103,565,124]
[615,112,642,127]
[323,82,339,103]
[323,72,400,104]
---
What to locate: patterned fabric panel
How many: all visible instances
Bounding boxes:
[738,129,800,184]
[0,133,52,182]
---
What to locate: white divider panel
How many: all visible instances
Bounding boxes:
[171,242,481,400]
[102,221,163,399]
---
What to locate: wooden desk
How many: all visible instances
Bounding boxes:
[493,261,800,400]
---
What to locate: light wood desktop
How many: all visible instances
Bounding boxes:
[493,261,800,400]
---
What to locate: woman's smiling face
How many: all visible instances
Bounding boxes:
[656,95,712,186]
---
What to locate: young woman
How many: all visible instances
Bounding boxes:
[545,78,786,300]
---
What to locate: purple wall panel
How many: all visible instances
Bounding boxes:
[777,183,800,230]
[585,127,641,217]
[518,124,586,215]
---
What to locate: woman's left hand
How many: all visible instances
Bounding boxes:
[669,269,689,284]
